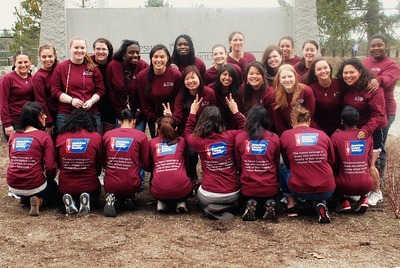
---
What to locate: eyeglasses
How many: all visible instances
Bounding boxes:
[95,48,108,51]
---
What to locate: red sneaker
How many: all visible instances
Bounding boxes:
[338,199,351,213]
[354,197,369,213]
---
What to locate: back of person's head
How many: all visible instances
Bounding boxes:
[117,108,135,122]
[194,106,224,137]
[245,106,271,140]
[156,116,179,145]
[290,104,310,126]
[341,105,360,127]
[16,102,44,132]
[58,108,96,134]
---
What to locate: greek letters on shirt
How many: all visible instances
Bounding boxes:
[354,96,364,102]
[156,142,178,156]
[205,142,227,159]
[345,140,366,156]
[297,98,305,104]
[245,140,269,155]
[371,67,381,72]
[66,138,89,153]
[295,133,319,146]
[83,71,93,76]
[12,138,33,151]
[163,82,174,87]
[110,137,133,152]
[201,101,210,106]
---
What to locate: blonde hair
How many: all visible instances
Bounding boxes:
[273,64,305,110]
[69,36,96,70]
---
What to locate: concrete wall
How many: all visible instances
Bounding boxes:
[40,3,319,68]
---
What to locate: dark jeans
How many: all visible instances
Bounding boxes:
[377,115,395,186]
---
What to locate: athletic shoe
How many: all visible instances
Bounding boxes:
[79,192,91,213]
[242,199,257,221]
[263,199,277,220]
[29,196,42,216]
[354,197,369,213]
[157,200,167,213]
[338,199,351,212]
[367,191,383,206]
[104,193,117,217]
[344,195,361,202]
[63,194,78,215]
[285,205,298,217]
[316,203,331,224]
[176,201,188,213]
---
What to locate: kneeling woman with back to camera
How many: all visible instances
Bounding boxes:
[184,95,245,219]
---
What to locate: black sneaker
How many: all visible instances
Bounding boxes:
[285,205,298,217]
[316,203,331,224]
[242,199,257,221]
[104,193,117,217]
[263,199,277,220]
[79,192,91,213]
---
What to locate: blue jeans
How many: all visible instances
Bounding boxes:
[57,113,101,133]
[378,115,395,184]
[280,165,333,205]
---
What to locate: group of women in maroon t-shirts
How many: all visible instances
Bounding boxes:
[2,31,399,223]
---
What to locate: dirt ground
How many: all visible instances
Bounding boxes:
[0,137,399,268]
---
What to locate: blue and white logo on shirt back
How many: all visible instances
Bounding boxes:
[345,140,366,156]
[66,138,89,153]
[245,140,268,155]
[295,133,318,146]
[206,142,227,159]
[156,142,178,156]
[13,137,33,151]
[110,137,133,152]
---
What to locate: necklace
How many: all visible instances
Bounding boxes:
[320,80,332,96]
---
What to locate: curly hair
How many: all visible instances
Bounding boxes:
[336,58,373,92]
[58,109,97,134]
[290,104,310,126]
[113,39,140,61]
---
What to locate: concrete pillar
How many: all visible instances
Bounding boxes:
[293,0,319,54]
[39,0,67,60]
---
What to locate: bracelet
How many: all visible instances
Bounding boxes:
[69,98,73,105]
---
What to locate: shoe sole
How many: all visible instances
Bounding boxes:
[63,194,78,214]
[242,201,257,221]
[317,204,331,224]
[263,201,277,220]
[79,193,90,213]
[176,203,188,213]
[354,204,369,213]
[104,203,117,217]
[29,196,40,216]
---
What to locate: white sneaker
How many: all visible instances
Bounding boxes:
[368,191,383,206]
[176,201,188,213]
[157,201,167,213]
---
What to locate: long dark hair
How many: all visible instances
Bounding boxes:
[180,66,204,111]
[146,44,171,94]
[58,109,97,134]
[303,58,333,85]
[172,34,195,66]
[243,61,267,112]
[113,39,140,61]
[261,45,282,86]
[194,106,225,137]
[156,116,179,145]
[336,58,373,92]
[245,106,272,140]
[297,40,319,72]
[213,64,241,98]
[16,102,44,132]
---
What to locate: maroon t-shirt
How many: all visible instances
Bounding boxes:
[362,56,400,116]
[184,112,245,194]
[106,59,149,114]
[103,127,150,195]
[33,68,58,127]
[56,130,103,194]
[272,85,316,136]
[343,87,387,136]
[309,78,343,136]
[293,61,309,82]
[227,52,256,74]
[211,87,244,130]
[284,55,301,66]
[7,130,56,191]
[1,71,34,127]
[137,66,182,122]
[235,130,280,198]
[280,126,335,194]
[173,86,216,134]
[51,59,106,115]
[331,129,374,195]
[149,136,192,200]
[175,57,206,78]
[204,63,242,86]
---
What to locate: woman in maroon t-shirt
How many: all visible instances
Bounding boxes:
[1,52,34,140]
[7,102,58,216]
[293,40,319,82]
[261,45,283,87]
[150,116,192,213]
[226,31,256,74]
[278,36,301,66]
